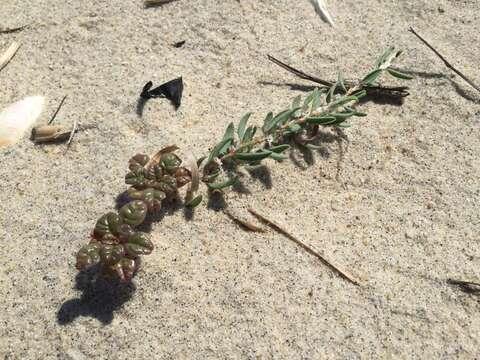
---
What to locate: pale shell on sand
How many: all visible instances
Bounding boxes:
[0,96,45,148]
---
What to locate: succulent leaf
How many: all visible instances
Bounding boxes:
[108,258,137,283]
[127,187,165,212]
[100,244,125,265]
[160,153,182,173]
[125,168,147,188]
[119,201,147,226]
[125,232,154,257]
[93,212,123,239]
[154,175,178,193]
[129,154,149,171]
[76,242,102,270]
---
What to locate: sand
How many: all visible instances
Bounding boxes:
[1,0,479,358]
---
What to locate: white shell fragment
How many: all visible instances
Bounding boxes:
[310,0,335,27]
[0,96,45,147]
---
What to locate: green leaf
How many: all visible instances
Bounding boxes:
[374,47,396,69]
[361,69,383,85]
[100,244,125,265]
[387,68,414,80]
[326,111,356,125]
[352,90,367,99]
[243,126,257,142]
[94,212,123,239]
[303,90,316,109]
[291,95,302,109]
[127,187,165,212]
[269,152,287,161]
[119,200,148,226]
[237,113,252,141]
[125,168,146,188]
[159,153,182,173]
[219,123,235,155]
[306,116,337,125]
[345,106,367,117]
[288,123,302,133]
[125,232,154,257]
[186,195,203,208]
[207,176,239,190]
[269,144,290,153]
[264,108,301,133]
[262,112,273,132]
[207,137,233,164]
[128,154,149,171]
[311,88,322,110]
[108,258,136,283]
[76,243,102,270]
[326,82,337,104]
[329,95,358,108]
[234,150,272,161]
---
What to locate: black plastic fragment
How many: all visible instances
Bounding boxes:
[172,40,186,48]
[140,77,183,109]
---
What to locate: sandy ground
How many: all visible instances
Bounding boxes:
[1,0,479,358]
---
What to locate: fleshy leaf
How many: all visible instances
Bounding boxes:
[237,113,252,142]
[207,176,239,190]
[387,68,414,80]
[125,232,154,257]
[160,153,182,173]
[94,212,123,239]
[125,168,147,188]
[127,187,165,212]
[129,154,149,171]
[76,242,102,270]
[186,195,203,208]
[119,201,147,226]
[234,150,272,162]
[361,69,383,85]
[100,244,125,265]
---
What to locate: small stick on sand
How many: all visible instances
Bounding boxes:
[409,27,480,93]
[0,25,27,34]
[64,119,78,152]
[224,209,266,233]
[144,0,179,7]
[48,95,68,125]
[0,42,21,72]
[248,208,361,286]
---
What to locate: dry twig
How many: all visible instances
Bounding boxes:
[144,0,179,7]
[48,95,68,125]
[0,25,27,34]
[267,54,410,98]
[0,42,20,72]
[248,208,361,286]
[409,27,480,93]
[224,209,266,233]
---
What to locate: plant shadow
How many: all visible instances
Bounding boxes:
[259,81,407,106]
[448,79,480,104]
[207,190,227,211]
[57,267,136,325]
[247,165,273,189]
[258,81,317,93]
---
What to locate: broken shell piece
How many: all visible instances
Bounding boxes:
[0,96,44,148]
[31,125,71,143]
